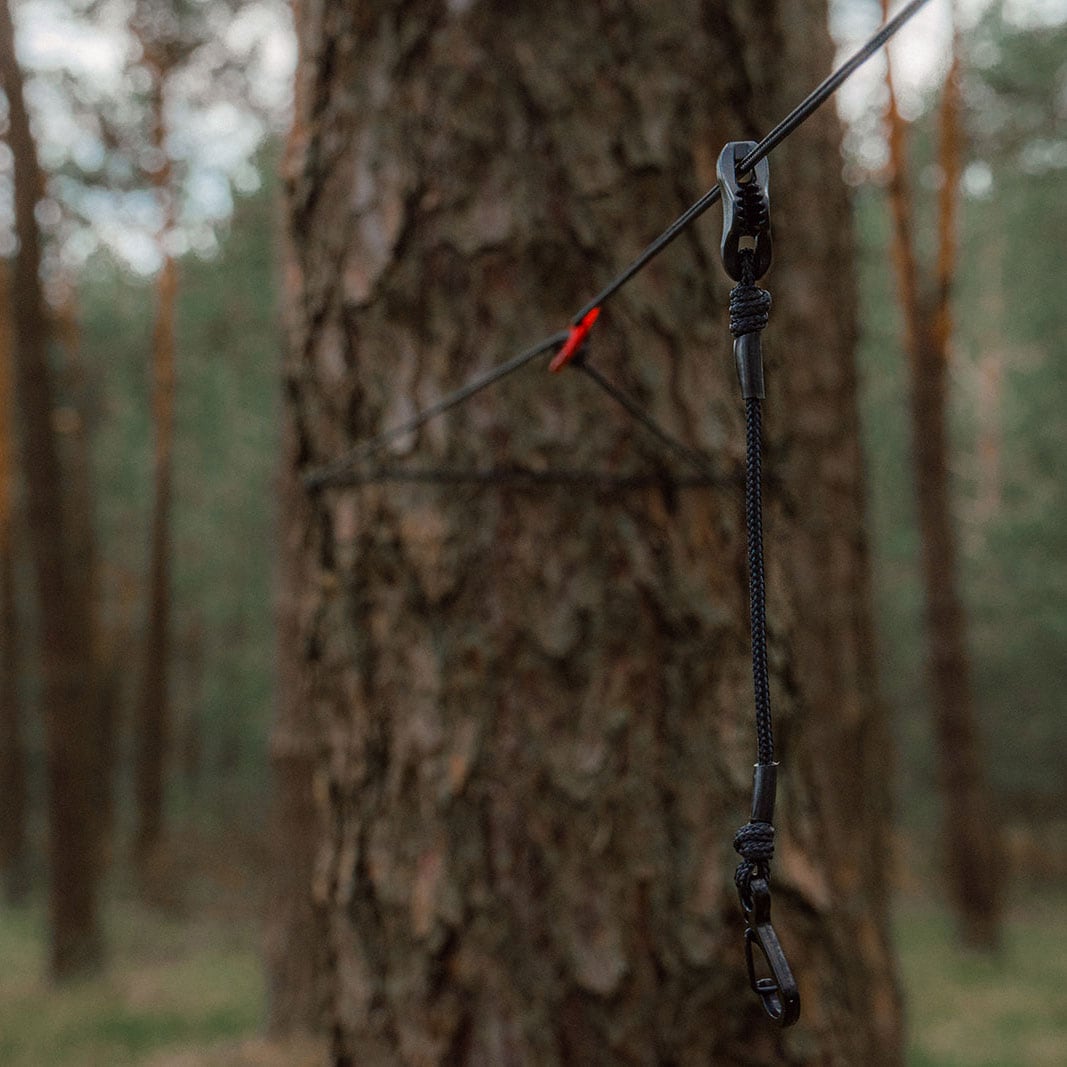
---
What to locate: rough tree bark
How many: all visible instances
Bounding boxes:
[0,0,102,975]
[134,37,179,874]
[883,9,1004,949]
[267,0,329,1025]
[266,410,329,1033]
[267,0,330,1029]
[283,3,902,1063]
[0,262,29,905]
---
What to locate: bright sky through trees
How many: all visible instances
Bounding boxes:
[5,0,1063,276]
[5,0,294,275]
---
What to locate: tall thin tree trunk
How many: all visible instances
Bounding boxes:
[0,262,29,905]
[53,283,116,870]
[134,52,178,874]
[284,4,903,1063]
[0,0,102,976]
[883,6,1003,948]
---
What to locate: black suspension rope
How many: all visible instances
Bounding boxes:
[572,355,721,481]
[302,0,931,492]
[305,331,568,490]
[716,141,800,1024]
[571,0,931,321]
[315,465,735,491]
[744,396,774,769]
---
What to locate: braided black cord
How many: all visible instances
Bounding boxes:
[731,251,776,894]
[733,819,774,894]
[729,282,771,339]
[744,395,774,767]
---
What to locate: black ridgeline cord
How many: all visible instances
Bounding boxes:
[571,0,931,321]
[733,0,931,182]
[302,0,931,492]
[304,331,568,491]
[572,355,720,481]
[316,465,733,491]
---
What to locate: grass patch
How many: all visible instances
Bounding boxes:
[0,897,263,1067]
[2,886,1063,1063]
[897,894,1067,1066]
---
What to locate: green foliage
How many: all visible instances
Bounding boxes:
[855,3,1067,819]
[81,145,282,824]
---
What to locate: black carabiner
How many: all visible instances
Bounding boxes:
[741,876,801,1027]
[717,141,772,282]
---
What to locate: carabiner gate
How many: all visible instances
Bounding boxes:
[741,876,801,1027]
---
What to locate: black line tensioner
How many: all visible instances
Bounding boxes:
[719,141,800,1028]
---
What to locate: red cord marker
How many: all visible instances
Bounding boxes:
[549,306,601,373]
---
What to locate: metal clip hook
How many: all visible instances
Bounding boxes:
[741,876,801,1027]
[717,141,772,282]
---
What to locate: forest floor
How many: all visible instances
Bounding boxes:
[0,879,1062,1065]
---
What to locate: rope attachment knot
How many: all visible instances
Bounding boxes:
[729,273,772,338]
[725,252,771,399]
[733,819,775,894]
[733,761,779,898]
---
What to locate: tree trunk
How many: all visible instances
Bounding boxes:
[53,282,117,873]
[268,6,329,1021]
[284,3,902,1062]
[134,52,178,875]
[0,0,102,976]
[0,262,29,905]
[883,11,1004,949]
[266,411,328,1034]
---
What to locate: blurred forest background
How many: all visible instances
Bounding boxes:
[0,0,1064,1064]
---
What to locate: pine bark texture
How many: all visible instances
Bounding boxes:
[267,0,330,1027]
[884,25,1003,950]
[284,3,902,1063]
[0,0,102,976]
[267,410,330,1033]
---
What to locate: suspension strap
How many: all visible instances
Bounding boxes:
[719,141,800,1028]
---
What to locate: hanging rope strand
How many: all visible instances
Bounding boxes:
[744,394,774,767]
[717,140,800,1023]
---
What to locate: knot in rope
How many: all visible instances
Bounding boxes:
[733,819,775,891]
[729,269,772,338]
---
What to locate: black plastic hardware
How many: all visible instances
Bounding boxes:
[734,333,765,400]
[751,761,777,824]
[742,876,801,1027]
[717,141,772,282]
[737,761,799,1026]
